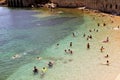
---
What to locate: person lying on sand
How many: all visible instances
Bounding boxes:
[102,37,109,43]
[105,54,109,58]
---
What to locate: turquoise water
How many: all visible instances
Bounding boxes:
[0,7,85,80]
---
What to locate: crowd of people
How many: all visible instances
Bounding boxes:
[33,21,111,78]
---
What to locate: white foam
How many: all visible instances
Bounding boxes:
[113,27,119,30]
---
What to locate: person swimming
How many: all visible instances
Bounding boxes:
[57,43,59,46]
[12,54,21,59]
[36,57,42,60]
[48,61,53,68]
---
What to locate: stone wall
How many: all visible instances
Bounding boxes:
[84,0,120,15]
[6,0,120,15]
[7,0,34,7]
[7,0,50,7]
[51,0,120,15]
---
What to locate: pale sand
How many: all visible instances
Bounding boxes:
[81,9,120,80]
[115,74,120,80]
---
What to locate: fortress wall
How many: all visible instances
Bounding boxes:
[51,0,120,15]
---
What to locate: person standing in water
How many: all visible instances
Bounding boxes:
[70,42,72,47]
[83,33,86,37]
[106,37,109,42]
[33,66,38,74]
[48,61,53,68]
[100,46,105,52]
[106,60,109,66]
[72,32,75,37]
[40,67,47,78]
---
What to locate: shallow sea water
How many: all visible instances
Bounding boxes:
[0,7,85,80]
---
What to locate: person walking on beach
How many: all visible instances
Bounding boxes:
[106,60,109,66]
[87,43,90,49]
[100,46,104,52]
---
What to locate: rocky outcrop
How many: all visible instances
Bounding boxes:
[51,0,85,7]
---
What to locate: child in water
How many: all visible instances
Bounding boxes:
[33,66,38,74]
[40,67,47,78]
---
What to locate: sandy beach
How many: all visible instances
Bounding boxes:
[6,8,120,80]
